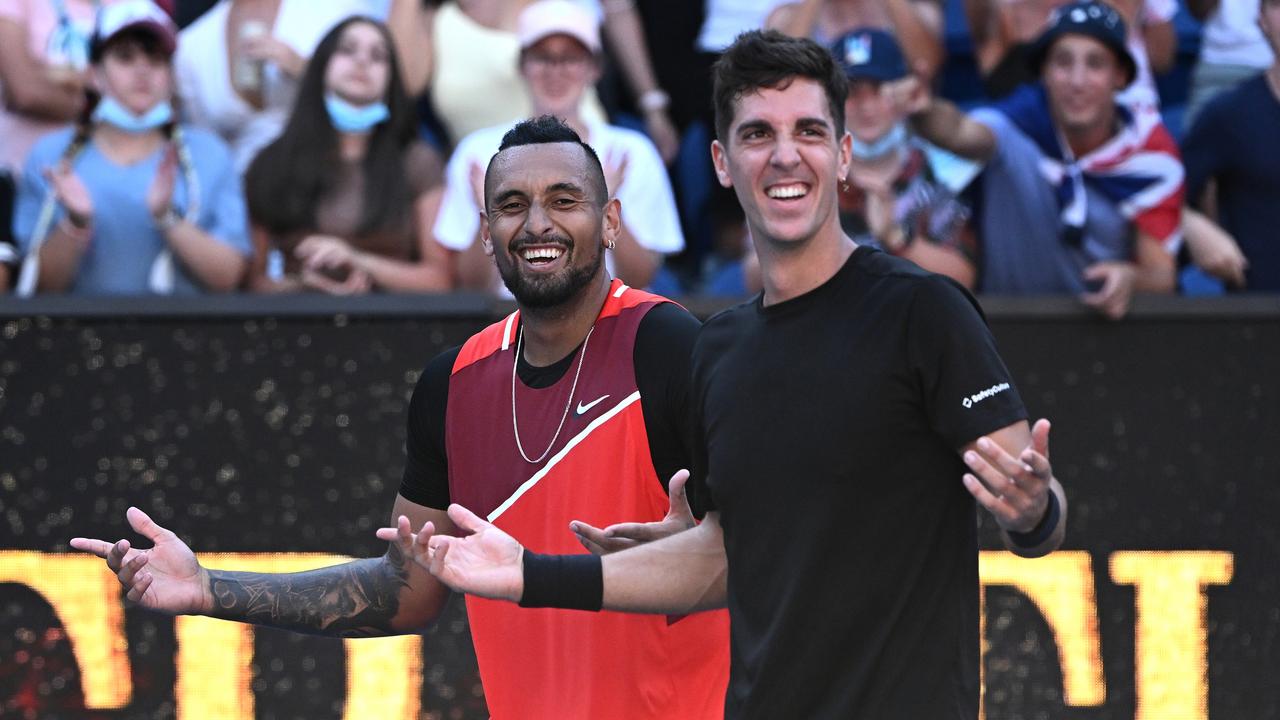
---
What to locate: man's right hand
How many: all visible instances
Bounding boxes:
[379,505,525,603]
[69,507,212,615]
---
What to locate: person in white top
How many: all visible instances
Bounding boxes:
[1186,0,1276,124]
[173,0,364,173]
[434,0,683,293]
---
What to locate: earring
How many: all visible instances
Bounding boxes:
[605,238,616,250]
[840,176,850,193]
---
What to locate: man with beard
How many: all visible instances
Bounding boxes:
[69,116,729,720]
[389,31,1067,720]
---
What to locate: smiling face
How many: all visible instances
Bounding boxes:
[1041,34,1125,137]
[520,34,599,119]
[481,142,618,308]
[711,77,851,250]
[93,36,173,114]
[324,21,392,106]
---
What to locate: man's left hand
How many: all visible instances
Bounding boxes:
[962,418,1054,533]
[571,469,696,554]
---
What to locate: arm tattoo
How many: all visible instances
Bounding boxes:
[206,544,411,638]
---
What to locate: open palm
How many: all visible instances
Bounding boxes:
[70,507,210,614]
[427,505,524,602]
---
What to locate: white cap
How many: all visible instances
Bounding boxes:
[91,0,178,59]
[517,0,600,54]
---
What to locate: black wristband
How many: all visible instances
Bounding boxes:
[519,551,604,611]
[1006,491,1060,549]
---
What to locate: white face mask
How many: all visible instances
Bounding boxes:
[849,122,907,161]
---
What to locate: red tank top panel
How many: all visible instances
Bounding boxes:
[444,280,729,720]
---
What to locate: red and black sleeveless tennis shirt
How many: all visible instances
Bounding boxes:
[435,279,729,719]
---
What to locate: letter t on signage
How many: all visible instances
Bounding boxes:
[1110,551,1233,720]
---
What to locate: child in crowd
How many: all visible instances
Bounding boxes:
[13,0,249,295]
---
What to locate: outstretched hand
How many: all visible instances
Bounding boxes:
[962,419,1055,534]
[69,507,211,614]
[571,469,696,555]
[378,504,524,602]
[375,514,437,568]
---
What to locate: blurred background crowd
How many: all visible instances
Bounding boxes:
[0,0,1276,318]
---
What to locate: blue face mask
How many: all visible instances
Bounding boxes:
[92,95,174,133]
[850,122,907,161]
[325,93,389,133]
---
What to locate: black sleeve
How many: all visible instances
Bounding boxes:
[906,275,1028,448]
[1181,96,1226,208]
[398,346,461,509]
[632,302,702,502]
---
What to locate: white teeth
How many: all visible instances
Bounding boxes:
[767,185,807,199]
[522,247,564,262]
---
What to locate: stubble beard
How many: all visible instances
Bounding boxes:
[498,237,604,309]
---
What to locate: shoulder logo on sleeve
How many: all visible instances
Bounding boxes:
[962,382,1010,409]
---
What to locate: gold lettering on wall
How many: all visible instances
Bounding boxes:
[2,549,1235,718]
[0,551,132,709]
[1110,551,1233,720]
[980,551,1106,706]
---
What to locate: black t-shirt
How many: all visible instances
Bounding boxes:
[690,246,1026,720]
[400,302,701,509]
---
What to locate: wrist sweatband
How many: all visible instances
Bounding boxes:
[1007,491,1060,548]
[519,551,603,611]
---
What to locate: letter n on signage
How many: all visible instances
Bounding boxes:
[980,551,1105,709]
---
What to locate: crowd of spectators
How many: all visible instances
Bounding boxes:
[0,0,1275,313]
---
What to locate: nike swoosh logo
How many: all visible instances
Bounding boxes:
[576,395,610,415]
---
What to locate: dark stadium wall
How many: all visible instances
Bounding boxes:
[0,295,1276,719]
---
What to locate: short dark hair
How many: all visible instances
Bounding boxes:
[712,30,848,143]
[484,115,607,208]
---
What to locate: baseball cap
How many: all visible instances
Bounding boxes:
[90,0,178,61]
[1029,1,1137,84]
[830,28,909,83]
[517,0,601,54]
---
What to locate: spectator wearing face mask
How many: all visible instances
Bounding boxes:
[831,28,977,288]
[0,0,131,290]
[243,16,449,294]
[902,1,1182,319]
[12,0,249,295]
[174,0,365,173]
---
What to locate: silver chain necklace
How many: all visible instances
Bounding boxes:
[511,323,596,464]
